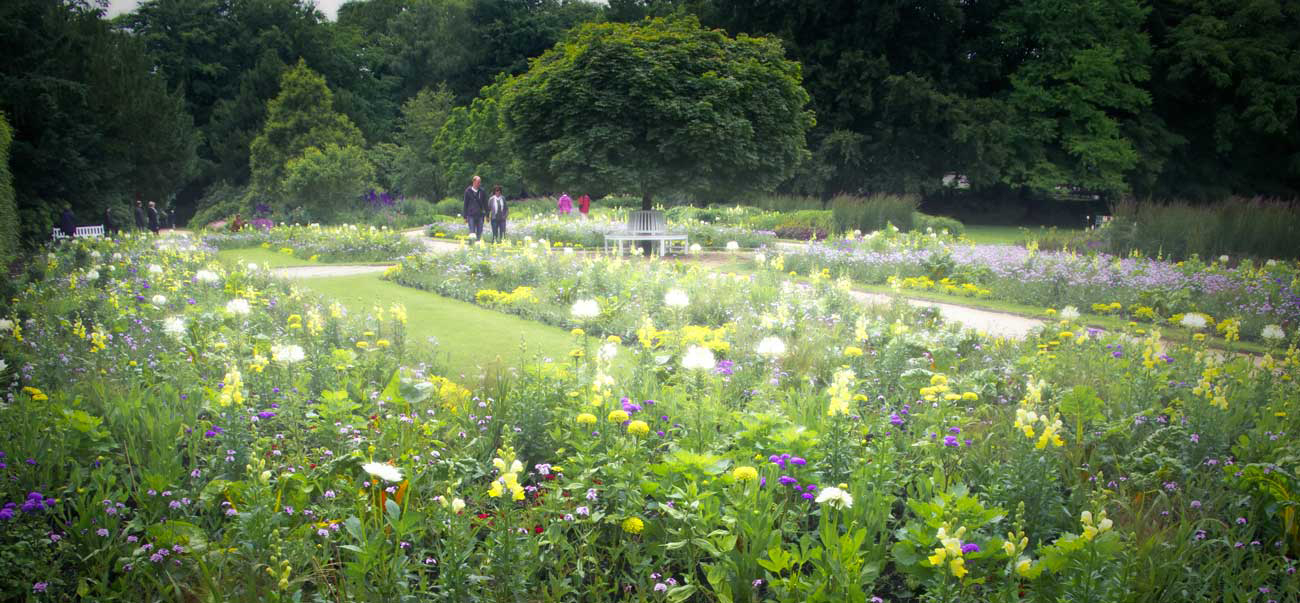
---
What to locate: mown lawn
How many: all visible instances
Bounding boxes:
[963,225,1084,245]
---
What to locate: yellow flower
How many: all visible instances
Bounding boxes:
[571,328,585,336]
[927,548,947,566]
[608,410,630,423]
[375,339,391,348]
[626,420,650,436]
[961,392,978,401]
[23,387,48,401]
[930,374,948,386]
[1015,558,1034,577]
[622,517,645,534]
[949,557,967,579]
[487,480,503,498]
[605,335,622,344]
[1059,331,1074,339]
[576,413,597,425]
[356,341,370,349]
[732,466,758,481]
[844,346,863,357]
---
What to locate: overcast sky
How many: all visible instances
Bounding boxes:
[106,0,347,20]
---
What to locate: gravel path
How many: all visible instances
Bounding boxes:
[272,265,389,279]
[851,291,1043,339]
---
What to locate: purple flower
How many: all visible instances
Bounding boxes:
[790,457,806,466]
[257,411,276,420]
[1236,517,1248,525]
[942,435,959,447]
[960,543,980,554]
[778,476,798,486]
[33,582,48,593]
[889,413,904,426]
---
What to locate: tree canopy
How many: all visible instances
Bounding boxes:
[501,16,814,208]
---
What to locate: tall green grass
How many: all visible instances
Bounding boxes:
[1108,198,1300,260]
[830,193,919,233]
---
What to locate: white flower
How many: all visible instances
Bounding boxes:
[247,263,259,271]
[195,269,220,283]
[1218,255,1230,264]
[689,243,703,254]
[271,343,306,364]
[663,289,690,308]
[451,498,465,513]
[570,299,600,320]
[151,294,168,306]
[85,269,99,281]
[564,247,575,255]
[754,252,766,265]
[1059,306,1080,321]
[90,250,101,259]
[0,318,12,332]
[681,345,716,371]
[148,264,163,275]
[1262,324,1286,341]
[598,342,618,363]
[814,486,853,510]
[163,316,186,338]
[0,358,6,372]
[362,462,403,483]
[1179,313,1209,330]
[226,298,252,315]
[756,336,787,359]
[726,241,740,251]
[1266,259,1277,267]
[112,252,122,261]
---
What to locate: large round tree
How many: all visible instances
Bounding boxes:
[501,16,814,209]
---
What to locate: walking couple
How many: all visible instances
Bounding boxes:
[463,176,508,243]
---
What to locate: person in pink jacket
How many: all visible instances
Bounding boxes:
[557,192,573,215]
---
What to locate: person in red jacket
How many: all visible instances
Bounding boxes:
[578,193,591,219]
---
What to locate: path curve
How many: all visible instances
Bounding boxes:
[851,291,1043,339]
[273,265,389,279]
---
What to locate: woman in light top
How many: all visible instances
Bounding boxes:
[488,185,509,243]
[556,192,572,215]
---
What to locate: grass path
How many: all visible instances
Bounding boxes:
[216,250,574,378]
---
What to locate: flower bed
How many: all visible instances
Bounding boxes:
[781,227,1300,344]
[202,224,420,263]
[0,235,1297,601]
[427,215,776,249]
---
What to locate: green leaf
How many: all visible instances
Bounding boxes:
[666,584,698,603]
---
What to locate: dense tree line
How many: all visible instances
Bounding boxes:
[0,0,1296,242]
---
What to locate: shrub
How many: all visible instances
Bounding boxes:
[0,112,17,266]
[1108,198,1300,260]
[432,197,462,217]
[188,181,249,228]
[830,193,919,233]
[912,212,965,235]
[746,209,834,239]
[749,193,825,212]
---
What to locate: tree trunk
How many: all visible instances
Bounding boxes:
[640,189,652,211]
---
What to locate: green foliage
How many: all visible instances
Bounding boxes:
[0,112,16,267]
[389,84,456,198]
[830,194,919,234]
[432,77,525,195]
[501,16,814,208]
[998,0,1153,196]
[249,59,365,203]
[1,0,198,244]
[912,213,965,236]
[1107,198,1300,260]
[282,144,376,220]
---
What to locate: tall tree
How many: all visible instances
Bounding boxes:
[248,60,365,202]
[1,0,197,241]
[501,16,814,208]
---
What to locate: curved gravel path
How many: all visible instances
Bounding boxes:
[273,265,390,279]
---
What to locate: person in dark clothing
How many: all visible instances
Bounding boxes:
[488,185,508,243]
[59,206,76,238]
[103,207,116,235]
[463,175,487,242]
[147,201,160,234]
[134,200,146,231]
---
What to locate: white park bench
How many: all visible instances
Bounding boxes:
[51,225,105,240]
[603,210,688,256]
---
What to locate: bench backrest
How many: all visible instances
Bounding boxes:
[51,224,105,240]
[626,210,666,235]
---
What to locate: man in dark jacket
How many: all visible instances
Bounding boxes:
[463,175,487,242]
[134,199,146,231]
[59,206,76,238]
[147,201,160,234]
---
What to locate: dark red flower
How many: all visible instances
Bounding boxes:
[533,524,544,534]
